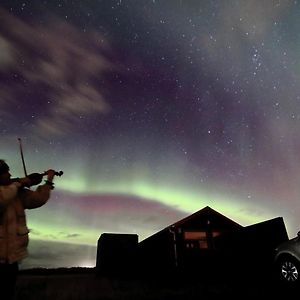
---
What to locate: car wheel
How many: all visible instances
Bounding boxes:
[278,257,300,283]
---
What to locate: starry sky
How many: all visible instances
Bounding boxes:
[1,0,300,269]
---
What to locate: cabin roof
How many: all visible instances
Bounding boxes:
[140,206,243,244]
[171,205,242,228]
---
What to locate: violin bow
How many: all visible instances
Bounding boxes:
[18,138,28,177]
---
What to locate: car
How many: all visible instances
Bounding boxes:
[274,231,300,284]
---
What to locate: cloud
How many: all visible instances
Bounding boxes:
[29,226,81,242]
[58,232,82,239]
[29,228,42,236]
[21,239,97,269]
[0,35,15,70]
[0,8,114,138]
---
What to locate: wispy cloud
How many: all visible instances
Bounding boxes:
[0,8,114,138]
[0,35,15,70]
[59,232,82,239]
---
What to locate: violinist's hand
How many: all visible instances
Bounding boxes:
[44,169,56,182]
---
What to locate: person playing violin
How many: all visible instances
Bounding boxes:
[0,159,57,300]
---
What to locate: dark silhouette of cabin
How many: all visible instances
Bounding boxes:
[96,206,289,279]
[137,206,243,276]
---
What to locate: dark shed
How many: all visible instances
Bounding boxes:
[96,233,138,276]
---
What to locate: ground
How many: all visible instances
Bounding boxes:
[14,268,298,300]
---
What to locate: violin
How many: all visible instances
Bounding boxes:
[11,170,63,187]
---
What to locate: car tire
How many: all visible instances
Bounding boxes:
[277,256,300,284]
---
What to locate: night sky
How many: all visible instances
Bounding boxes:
[1,0,300,268]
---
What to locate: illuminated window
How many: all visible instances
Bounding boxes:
[184,231,209,249]
[184,230,222,250]
[199,240,209,249]
[212,231,221,237]
[184,231,206,240]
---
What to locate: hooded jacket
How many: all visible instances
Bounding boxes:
[0,182,52,264]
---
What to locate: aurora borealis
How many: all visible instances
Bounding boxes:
[1,0,300,268]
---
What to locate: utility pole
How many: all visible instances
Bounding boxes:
[169,225,178,268]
